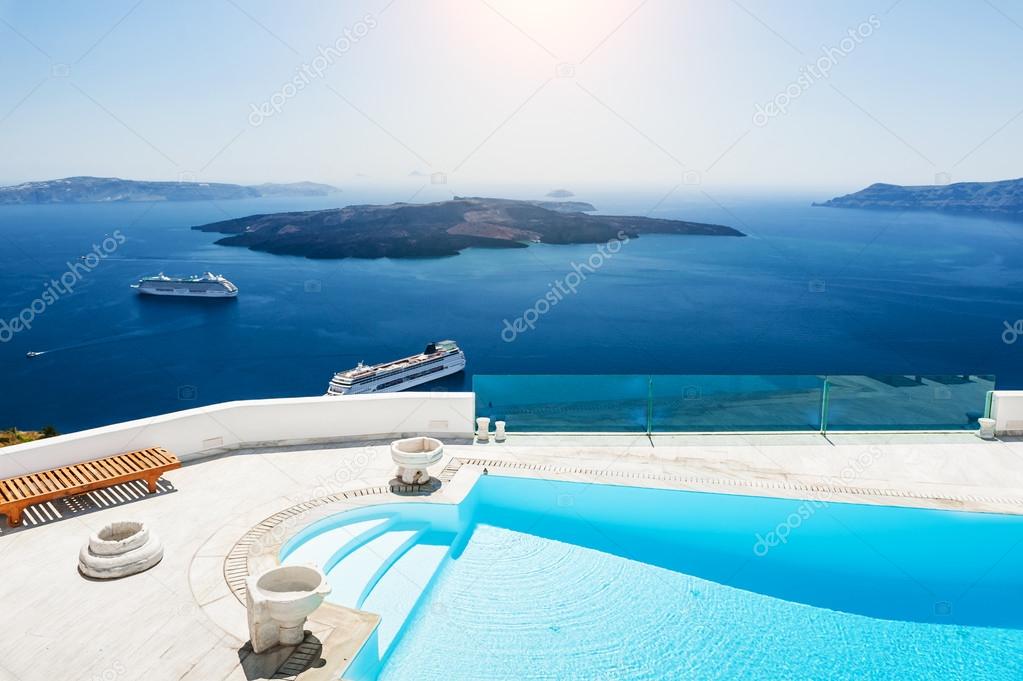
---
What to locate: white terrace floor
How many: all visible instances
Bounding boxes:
[2,432,1023,681]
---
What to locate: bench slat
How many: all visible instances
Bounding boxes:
[127,451,152,470]
[94,457,119,476]
[60,466,90,487]
[95,459,120,478]
[116,455,145,474]
[28,474,56,495]
[21,475,42,495]
[0,480,20,502]
[120,453,147,472]
[50,467,77,489]
[105,457,135,476]
[10,476,33,499]
[136,449,159,466]
[151,449,175,466]
[83,461,106,482]
[42,472,65,492]
[39,471,64,492]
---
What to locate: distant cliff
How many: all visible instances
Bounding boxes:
[193,196,744,259]
[0,176,340,203]
[815,177,1023,220]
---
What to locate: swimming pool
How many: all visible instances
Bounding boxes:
[280,475,1023,680]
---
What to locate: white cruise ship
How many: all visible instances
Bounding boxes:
[131,272,238,298]
[327,340,466,395]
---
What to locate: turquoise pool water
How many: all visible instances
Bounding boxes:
[280,476,1023,680]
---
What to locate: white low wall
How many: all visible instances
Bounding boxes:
[990,391,1023,436]
[0,393,475,478]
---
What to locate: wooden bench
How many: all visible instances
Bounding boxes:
[0,447,181,527]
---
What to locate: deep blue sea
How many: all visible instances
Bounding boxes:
[1,188,1020,432]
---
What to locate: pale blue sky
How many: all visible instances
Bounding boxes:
[1,0,1021,193]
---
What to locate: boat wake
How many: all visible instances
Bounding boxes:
[26,321,206,357]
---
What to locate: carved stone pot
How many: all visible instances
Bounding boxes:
[246,565,332,653]
[391,436,444,485]
[79,521,163,579]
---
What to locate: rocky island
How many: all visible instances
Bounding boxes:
[192,196,744,259]
[0,176,340,203]
[815,177,1023,220]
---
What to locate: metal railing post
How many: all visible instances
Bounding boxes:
[646,376,653,435]
[819,376,830,435]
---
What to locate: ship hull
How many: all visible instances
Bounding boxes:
[135,286,237,298]
[327,352,465,395]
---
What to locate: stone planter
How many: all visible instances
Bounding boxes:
[79,521,163,579]
[494,420,507,441]
[390,436,444,485]
[246,565,332,653]
[977,417,997,440]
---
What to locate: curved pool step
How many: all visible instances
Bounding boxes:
[326,528,422,608]
[360,535,452,655]
[355,528,428,609]
[282,518,390,572]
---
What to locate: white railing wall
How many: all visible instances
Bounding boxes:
[0,393,475,478]
[990,391,1023,436]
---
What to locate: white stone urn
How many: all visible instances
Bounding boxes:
[246,565,332,653]
[977,417,996,440]
[79,521,163,579]
[476,417,491,442]
[390,436,444,485]
[494,420,507,441]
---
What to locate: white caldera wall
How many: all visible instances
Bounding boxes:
[990,391,1023,437]
[0,393,475,478]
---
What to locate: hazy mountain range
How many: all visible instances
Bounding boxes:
[816,177,1023,220]
[0,176,340,203]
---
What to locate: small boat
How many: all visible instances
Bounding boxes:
[326,340,466,395]
[26,351,42,358]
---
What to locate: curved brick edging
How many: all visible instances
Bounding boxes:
[223,485,392,603]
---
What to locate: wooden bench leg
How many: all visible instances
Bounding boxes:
[145,475,159,494]
[7,505,23,527]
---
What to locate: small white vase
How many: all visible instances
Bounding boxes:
[977,417,996,440]
[476,417,491,442]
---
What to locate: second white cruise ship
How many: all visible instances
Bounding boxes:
[326,340,466,395]
[131,272,238,298]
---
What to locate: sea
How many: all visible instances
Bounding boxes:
[1,186,1020,433]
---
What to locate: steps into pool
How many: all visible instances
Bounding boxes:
[361,538,451,650]
[279,505,462,659]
